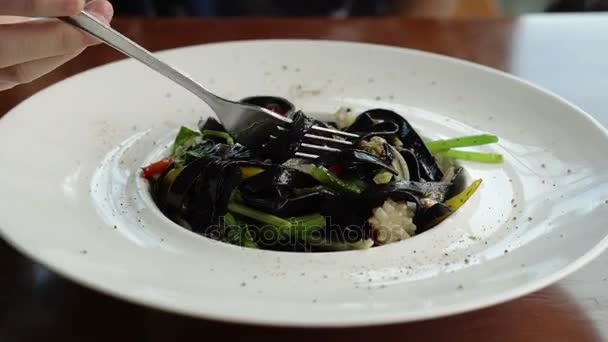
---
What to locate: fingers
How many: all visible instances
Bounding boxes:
[0,0,114,90]
[0,16,34,25]
[0,0,113,68]
[0,0,85,17]
[85,0,114,23]
[0,50,82,91]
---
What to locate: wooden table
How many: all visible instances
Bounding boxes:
[1,15,607,341]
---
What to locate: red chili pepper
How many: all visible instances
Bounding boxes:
[327,163,343,176]
[265,103,286,116]
[141,157,174,180]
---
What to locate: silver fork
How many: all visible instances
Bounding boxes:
[61,12,358,158]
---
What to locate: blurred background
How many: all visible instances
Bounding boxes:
[112,0,608,17]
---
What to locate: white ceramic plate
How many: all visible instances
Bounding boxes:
[1,40,607,327]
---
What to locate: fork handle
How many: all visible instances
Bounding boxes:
[61,12,222,109]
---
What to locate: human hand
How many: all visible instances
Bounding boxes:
[0,0,113,91]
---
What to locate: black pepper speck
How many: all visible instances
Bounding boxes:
[240,282,246,287]
[528,217,533,221]
[80,250,87,255]
[504,249,509,254]
[541,163,546,168]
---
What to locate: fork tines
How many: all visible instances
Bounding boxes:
[296,126,359,159]
[273,117,360,159]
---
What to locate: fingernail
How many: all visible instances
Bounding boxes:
[87,2,114,24]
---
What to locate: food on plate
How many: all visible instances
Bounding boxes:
[142,96,502,252]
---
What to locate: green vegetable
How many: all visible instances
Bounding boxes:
[426,134,499,154]
[373,170,393,184]
[174,143,217,168]
[224,213,257,248]
[439,150,503,163]
[433,179,482,225]
[227,203,325,239]
[290,214,326,237]
[308,166,364,194]
[228,202,290,229]
[445,178,482,211]
[447,179,482,210]
[306,238,374,251]
[202,129,234,145]
[171,126,201,157]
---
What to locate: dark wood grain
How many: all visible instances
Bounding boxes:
[0,17,514,116]
[1,16,607,341]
